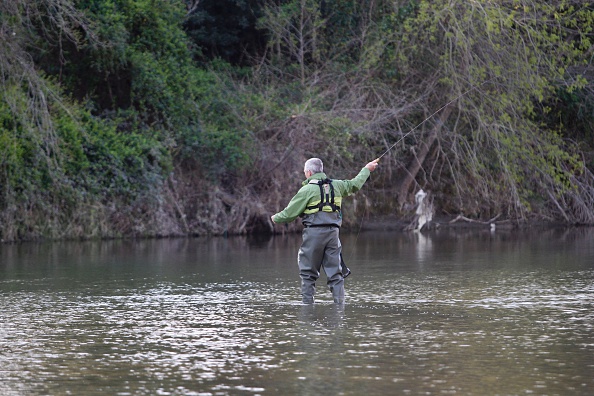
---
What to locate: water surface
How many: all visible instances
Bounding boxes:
[1,227,593,395]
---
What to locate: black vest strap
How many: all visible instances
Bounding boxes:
[305,179,341,212]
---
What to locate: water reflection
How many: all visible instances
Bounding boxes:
[1,228,594,395]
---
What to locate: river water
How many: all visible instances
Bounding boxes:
[1,227,593,395]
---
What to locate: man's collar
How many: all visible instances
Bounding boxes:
[302,172,327,186]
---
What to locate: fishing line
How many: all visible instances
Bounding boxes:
[376,78,494,161]
[345,78,495,263]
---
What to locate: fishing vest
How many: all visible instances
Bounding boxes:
[303,178,342,214]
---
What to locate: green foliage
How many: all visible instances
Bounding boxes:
[0,45,169,240]
[175,64,274,174]
[72,0,261,177]
[383,0,593,217]
[64,0,194,127]
[1,0,594,240]
[32,0,258,177]
[549,87,594,150]
[55,109,170,201]
[0,99,27,191]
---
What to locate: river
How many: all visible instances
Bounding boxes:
[1,227,593,395]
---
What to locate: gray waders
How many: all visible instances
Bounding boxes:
[297,226,345,304]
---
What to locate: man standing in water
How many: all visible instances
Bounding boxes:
[271,158,379,304]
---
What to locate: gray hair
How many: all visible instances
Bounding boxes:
[304,158,323,174]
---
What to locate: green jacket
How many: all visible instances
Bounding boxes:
[272,167,371,226]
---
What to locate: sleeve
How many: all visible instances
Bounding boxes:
[272,187,310,223]
[336,167,371,197]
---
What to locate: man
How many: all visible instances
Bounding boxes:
[271,157,379,304]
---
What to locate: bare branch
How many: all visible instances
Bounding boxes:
[185,0,201,17]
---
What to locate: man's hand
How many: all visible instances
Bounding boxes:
[270,215,276,224]
[365,158,379,172]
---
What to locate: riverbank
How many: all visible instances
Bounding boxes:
[356,214,574,232]
[0,213,578,244]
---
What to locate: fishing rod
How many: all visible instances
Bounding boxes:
[375,78,494,161]
[347,78,495,254]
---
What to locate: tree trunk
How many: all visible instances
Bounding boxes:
[396,105,454,208]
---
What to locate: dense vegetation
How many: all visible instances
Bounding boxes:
[1,0,593,241]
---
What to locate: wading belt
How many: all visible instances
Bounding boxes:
[305,178,340,213]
